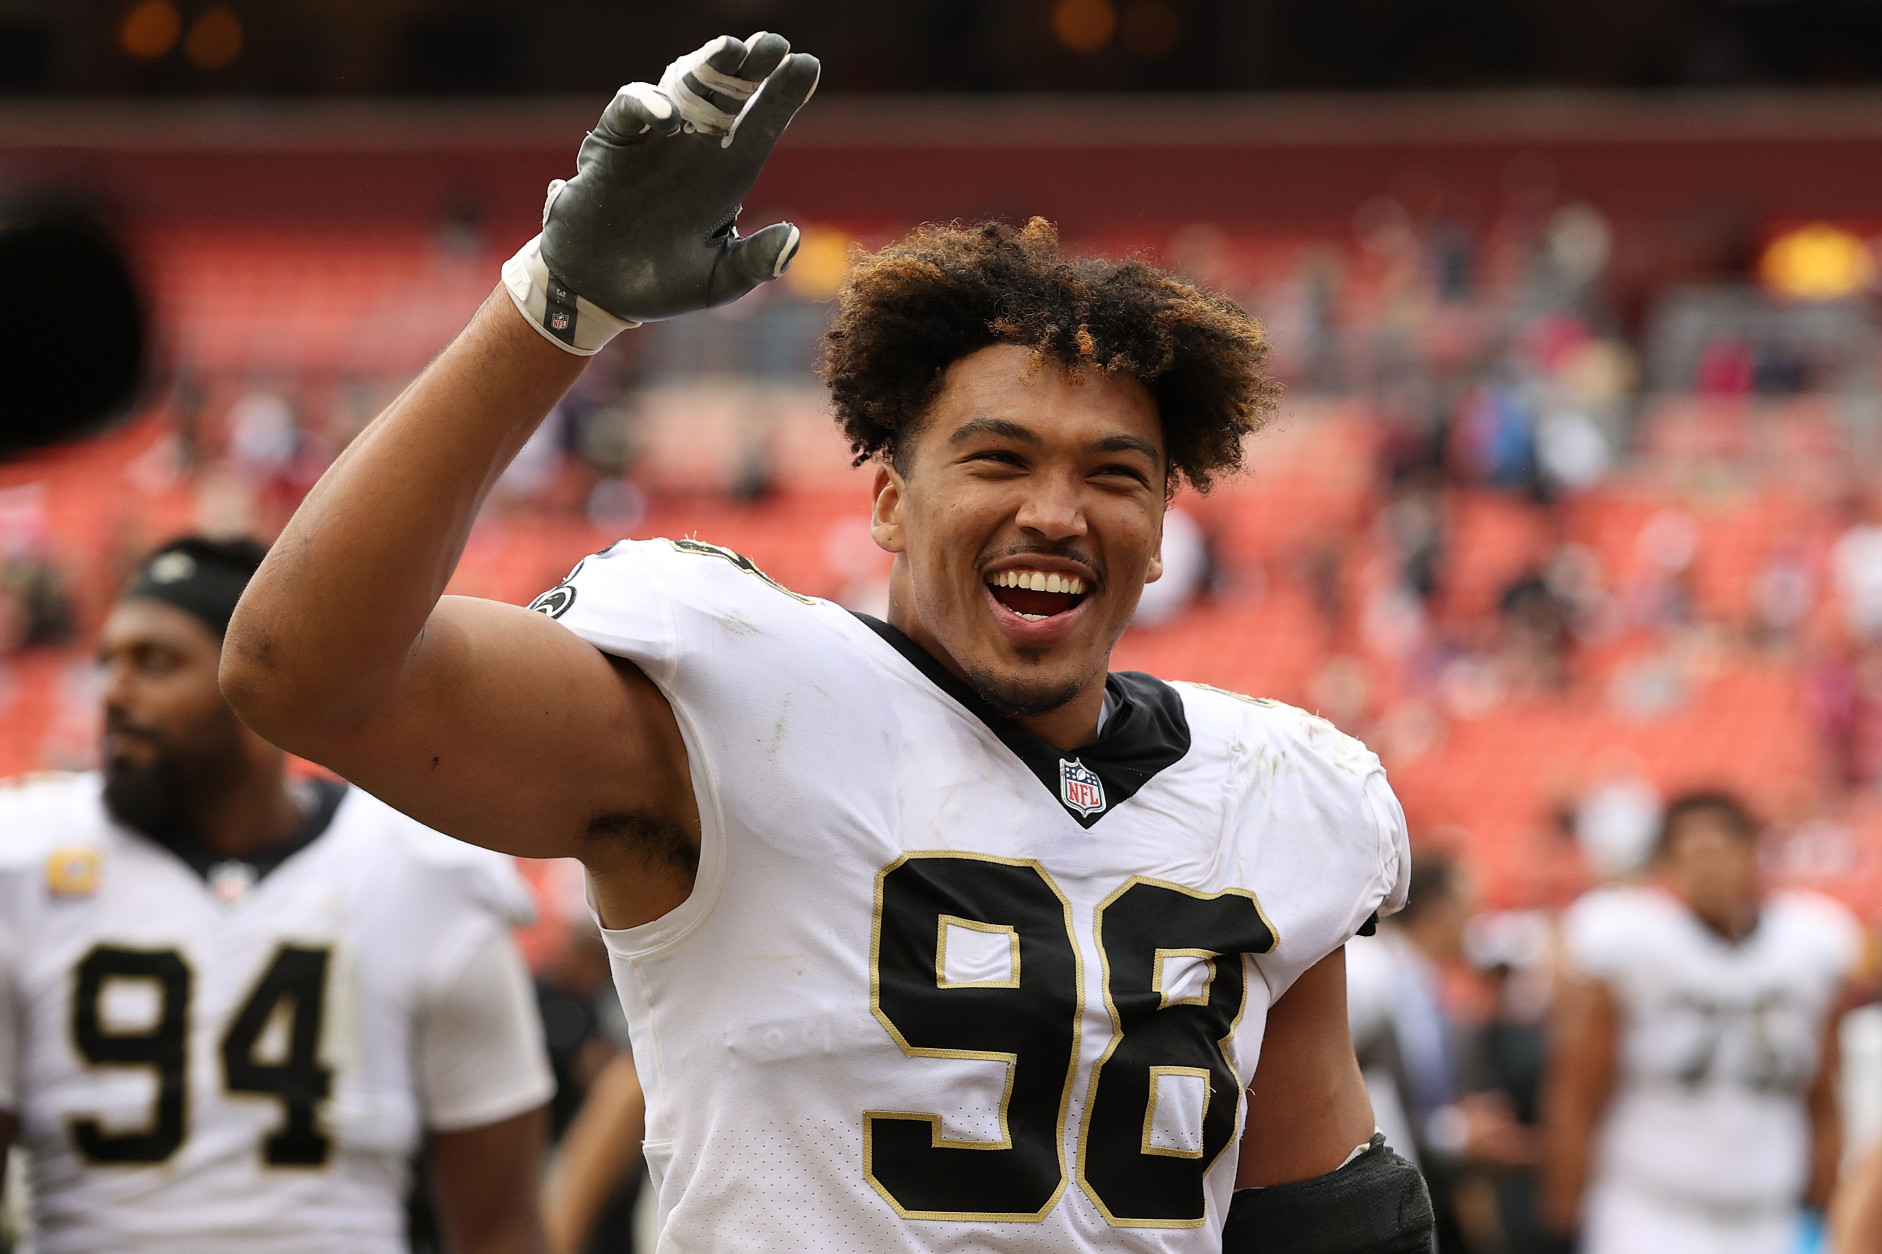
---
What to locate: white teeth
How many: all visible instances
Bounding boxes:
[985,568,1089,595]
[1018,612,1047,621]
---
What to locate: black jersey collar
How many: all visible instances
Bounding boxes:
[138,777,348,890]
[856,614,1191,828]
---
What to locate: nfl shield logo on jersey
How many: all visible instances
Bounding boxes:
[1058,758,1106,818]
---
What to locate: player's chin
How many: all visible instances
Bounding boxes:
[963,652,1092,719]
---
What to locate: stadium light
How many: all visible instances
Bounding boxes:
[185,7,243,69]
[1759,223,1875,302]
[1053,0,1116,53]
[119,0,180,59]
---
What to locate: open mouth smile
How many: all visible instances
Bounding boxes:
[986,567,1089,620]
[981,562,1097,644]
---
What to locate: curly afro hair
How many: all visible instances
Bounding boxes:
[819,218,1278,494]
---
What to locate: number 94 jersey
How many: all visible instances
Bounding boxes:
[536,540,1412,1253]
[0,772,549,1254]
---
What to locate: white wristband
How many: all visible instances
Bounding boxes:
[500,234,637,357]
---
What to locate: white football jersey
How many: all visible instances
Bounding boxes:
[0,772,554,1254]
[1564,884,1861,1209]
[534,538,1412,1254]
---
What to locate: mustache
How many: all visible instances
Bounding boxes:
[977,541,1101,587]
[102,709,166,752]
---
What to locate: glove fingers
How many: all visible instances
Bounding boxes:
[700,34,747,75]
[594,82,681,142]
[720,221,802,294]
[728,53,820,157]
[666,34,772,137]
[735,31,791,80]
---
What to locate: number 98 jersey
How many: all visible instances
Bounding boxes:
[0,772,553,1254]
[536,540,1411,1253]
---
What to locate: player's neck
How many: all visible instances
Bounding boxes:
[1010,686,1107,751]
[886,606,1109,750]
[1660,880,1760,942]
[184,765,307,862]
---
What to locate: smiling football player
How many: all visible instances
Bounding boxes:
[221,31,1429,1254]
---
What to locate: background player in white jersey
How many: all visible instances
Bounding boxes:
[219,31,1433,1254]
[1542,791,1860,1254]
[0,536,556,1254]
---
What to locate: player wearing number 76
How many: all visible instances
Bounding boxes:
[1543,792,1860,1254]
[0,536,557,1254]
[222,30,1431,1254]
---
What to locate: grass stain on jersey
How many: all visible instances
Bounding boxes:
[767,694,792,759]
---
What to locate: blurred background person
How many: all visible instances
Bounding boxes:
[0,536,555,1254]
[1543,792,1860,1254]
[533,918,641,1254]
[1349,851,1536,1253]
[541,1053,646,1254]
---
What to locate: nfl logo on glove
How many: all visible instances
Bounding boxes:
[1058,758,1105,818]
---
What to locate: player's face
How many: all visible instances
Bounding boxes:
[872,344,1166,726]
[97,599,247,828]
[1659,812,1761,927]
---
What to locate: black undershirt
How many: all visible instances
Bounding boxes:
[854,614,1191,829]
[144,777,348,885]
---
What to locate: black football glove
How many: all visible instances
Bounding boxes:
[501,33,820,354]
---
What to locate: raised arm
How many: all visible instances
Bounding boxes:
[220,37,819,896]
[222,298,635,856]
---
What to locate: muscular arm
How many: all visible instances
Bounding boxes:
[430,1107,553,1254]
[1832,1144,1882,1254]
[1539,973,1618,1237]
[221,295,697,921]
[1237,947,1377,1187]
[222,37,813,897]
[1807,1002,1846,1212]
[543,1053,646,1254]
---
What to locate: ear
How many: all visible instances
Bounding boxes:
[1144,502,1165,584]
[870,463,907,554]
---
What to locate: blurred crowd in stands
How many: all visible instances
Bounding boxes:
[6,186,1882,1252]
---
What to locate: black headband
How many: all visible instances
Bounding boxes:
[127,549,253,638]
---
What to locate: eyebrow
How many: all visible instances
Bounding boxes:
[948,417,1039,446]
[948,418,1163,465]
[1094,433,1162,464]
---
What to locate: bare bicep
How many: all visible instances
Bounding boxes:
[1237,948,1376,1187]
[306,595,692,860]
